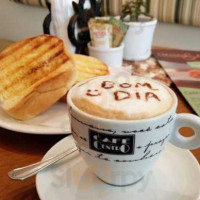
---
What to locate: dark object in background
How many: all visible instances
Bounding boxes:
[43,0,102,55]
[43,1,51,34]
[68,0,102,54]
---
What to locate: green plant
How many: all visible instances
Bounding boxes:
[121,0,153,22]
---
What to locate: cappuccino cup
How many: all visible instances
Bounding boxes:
[67,75,200,186]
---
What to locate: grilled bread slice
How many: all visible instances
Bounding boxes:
[59,54,109,102]
[72,54,109,82]
[0,35,77,120]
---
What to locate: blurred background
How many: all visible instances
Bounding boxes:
[0,0,200,50]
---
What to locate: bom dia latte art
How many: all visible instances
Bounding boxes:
[72,75,174,120]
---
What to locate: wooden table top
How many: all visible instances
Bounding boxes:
[0,86,199,200]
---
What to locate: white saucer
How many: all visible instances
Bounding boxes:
[36,136,200,200]
[0,102,70,134]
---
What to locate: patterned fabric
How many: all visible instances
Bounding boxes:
[122,0,200,27]
[146,0,200,27]
[11,0,200,26]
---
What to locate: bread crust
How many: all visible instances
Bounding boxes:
[0,35,77,120]
[59,54,109,102]
[7,66,76,120]
[72,54,109,82]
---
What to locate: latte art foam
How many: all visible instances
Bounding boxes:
[72,76,173,120]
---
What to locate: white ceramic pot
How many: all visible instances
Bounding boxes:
[123,18,157,61]
[88,42,124,67]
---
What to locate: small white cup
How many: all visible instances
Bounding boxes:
[88,42,124,67]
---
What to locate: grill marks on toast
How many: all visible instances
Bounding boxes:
[27,49,64,75]
[0,38,62,92]
[0,36,47,68]
[8,54,68,101]
[1,46,67,100]
[0,38,61,82]
[27,53,68,87]
[0,35,70,101]
[0,37,35,61]
[0,36,52,76]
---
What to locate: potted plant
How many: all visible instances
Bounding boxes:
[121,0,157,61]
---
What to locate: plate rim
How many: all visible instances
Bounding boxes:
[36,136,200,200]
[0,103,70,135]
[0,119,70,135]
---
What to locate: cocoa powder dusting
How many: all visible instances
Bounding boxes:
[145,92,160,101]
[114,91,131,101]
[119,83,132,88]
[135,83,158,90]
[86,89,101,96]
[101,81,115,89]
[136,92,140,99]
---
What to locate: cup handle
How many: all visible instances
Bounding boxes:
[170,113,200,150]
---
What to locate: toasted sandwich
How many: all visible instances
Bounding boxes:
[0,34,77,120]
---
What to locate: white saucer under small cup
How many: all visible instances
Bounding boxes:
[36,136,200,200]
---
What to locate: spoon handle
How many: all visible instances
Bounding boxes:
[8,147,78,180]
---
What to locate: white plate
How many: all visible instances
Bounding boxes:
[0,102,70,134]
[0,67,132,135]
[36,136,200,200]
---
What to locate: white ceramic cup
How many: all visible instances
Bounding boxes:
[67,77,200,186]
[88,42,124,67]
